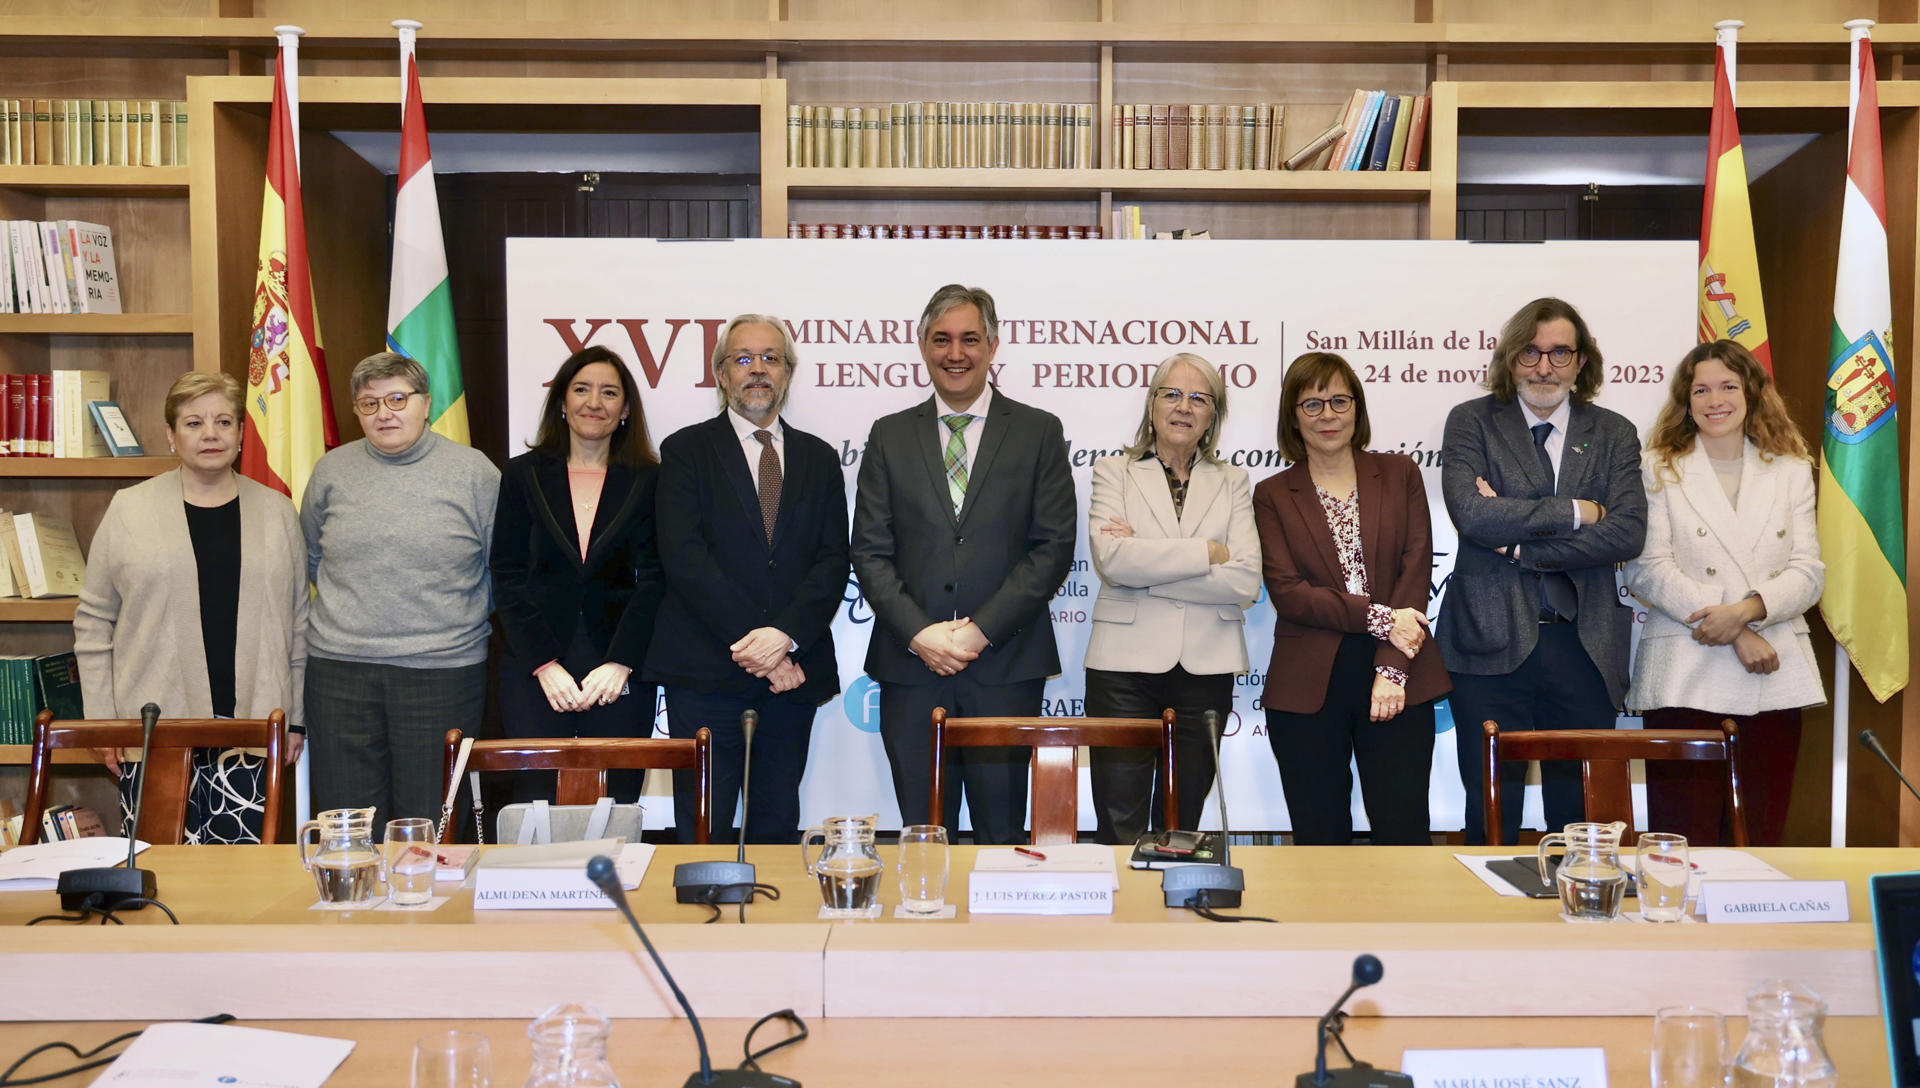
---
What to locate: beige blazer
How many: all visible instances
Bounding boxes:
[73,471,308,726]
[1083,454,1260,676]
[1625,442,1825,715]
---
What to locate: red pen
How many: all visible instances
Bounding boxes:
[1014,847,1047,861]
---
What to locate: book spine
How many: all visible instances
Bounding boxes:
[1130,104,1150,169]
[1075,103,1092,169]
[1367,94,1399,171]
[1203,104,1225,170]
[1149,104,1169,170]
[1253,103,1273,170]
[49,99,68,166]
[142,100,160,167]
[174,100,189,166]
[90,100,107,166]
[786,104,802,166]
[1,374,16,456]
[107,101,125,166]
[1402,94,1430,171]
[847,106,864,169]
[31,374,51,457]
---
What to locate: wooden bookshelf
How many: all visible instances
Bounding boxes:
[0,167,190,196]
[0,746,94,767]
[0,457,178,479]
[786,167,1432,202]
[0,314,193,334]
[0,599,78,623]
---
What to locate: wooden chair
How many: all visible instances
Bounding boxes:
[22,709,288,846]
[929,707,1178,846]
[1480,718,1746,847]
[441,728,712,844]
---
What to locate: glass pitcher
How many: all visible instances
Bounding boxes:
[1731,979,1838,1087]
[297,806,380,905]
[524,1001,619,1088]
[1537,820,1629,922]
[800,813,883,911]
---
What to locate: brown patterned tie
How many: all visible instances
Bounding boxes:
[754,429,781,543]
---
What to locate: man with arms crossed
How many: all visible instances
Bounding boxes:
[648,315,849,842]
[852,284,1076,844]
[1436,297,1647,845]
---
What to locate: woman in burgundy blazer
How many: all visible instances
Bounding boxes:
[1253,352,1450,845]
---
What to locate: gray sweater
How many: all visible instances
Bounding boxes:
[301,431,500,668]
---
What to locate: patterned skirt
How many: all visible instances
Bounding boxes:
[116,748,269,845]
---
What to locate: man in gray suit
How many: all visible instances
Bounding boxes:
[1436,297,1647,845]
[852,284,1077,844]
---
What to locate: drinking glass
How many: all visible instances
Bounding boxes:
[412,1029,490,1088]
[385,817,438,907]
[1651,1005,1727,1087]
[897,824,950,914]
[1636,832,1691,923]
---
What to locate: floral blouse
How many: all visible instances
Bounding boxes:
[1314,485,1409,689]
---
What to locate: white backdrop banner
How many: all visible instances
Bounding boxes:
[505,238,1694,834]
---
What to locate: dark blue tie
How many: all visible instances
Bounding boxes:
[1532,422,1578,622]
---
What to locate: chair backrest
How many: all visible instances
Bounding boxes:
[23,709,287,846]
[1480,719,1745,847]
[441,729,712,844]
[929,708,1178,846]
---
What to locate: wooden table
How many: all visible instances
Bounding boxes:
[0,845,1899,1085]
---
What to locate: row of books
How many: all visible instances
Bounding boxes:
[31,804,109,842]
[3,220,122,314]
[1290,90,1431,173]
[3,370,128,459]
[786,102,1097,170]
[1110,206,1211,240]
[1111,104,1288,171]
[0,99,189,168]
[787,223,1103,240]
[0,510,86,599]
[0,652,82,747]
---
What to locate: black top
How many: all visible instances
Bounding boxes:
[184,497,241,718]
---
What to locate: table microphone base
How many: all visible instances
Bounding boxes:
[683,1068,798,1087]
[673,861,757,904]
[1293,1070,1413,1087]
[1162,863,1243,908]
[58,866,155,912]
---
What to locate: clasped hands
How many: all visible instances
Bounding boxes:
[536,660,635,712]
[912,617,988,677]
[731,626,806,694]
[1684,597,1777,675]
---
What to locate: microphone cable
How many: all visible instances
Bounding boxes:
[0,1013,233,1086]
[739,1009,809,1073]
[26,893,178,926]
[693,881,782,924]
[1186,887,1276,923]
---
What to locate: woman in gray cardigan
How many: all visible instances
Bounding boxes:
[73,371,307,844]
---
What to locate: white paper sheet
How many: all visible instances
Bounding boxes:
[0,837,150,891]
[92,1022,354,1086]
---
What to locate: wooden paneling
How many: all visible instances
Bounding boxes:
[300,129,391,444]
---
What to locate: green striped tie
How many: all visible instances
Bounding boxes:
[941,413,971,512]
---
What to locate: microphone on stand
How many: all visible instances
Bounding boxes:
[676,709,761,906]
[586,855,798,1087]
[58,702,161,911]
[1294,954,1411,1087]
[1859,730,1920,805]
[1163,710,1245,908]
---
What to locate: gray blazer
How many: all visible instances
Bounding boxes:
[1434,394,1647,707]
[852,389,1077,686]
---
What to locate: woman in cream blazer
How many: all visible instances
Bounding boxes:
[1084,353,1261,844]
[1626,340,1823,846]
[73,372,307,844]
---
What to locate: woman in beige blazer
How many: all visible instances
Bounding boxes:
[73,372,307,844]
[1626,340,1823,846]
[1084,353,1261,844]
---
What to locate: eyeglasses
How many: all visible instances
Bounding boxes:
[1154,387,1216,411]
[353,391,419,415]
[1518,345,1581,369]
[728,352,786,369]
[1297,394,1356,417]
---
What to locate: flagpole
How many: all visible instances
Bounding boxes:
[1715,19,1741,95]
[1833,645,1852,846]
[272,23,314,827]
[274,26,303,175]
[394,19,420,97]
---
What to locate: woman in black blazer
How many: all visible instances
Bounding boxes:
[491,346,664,799]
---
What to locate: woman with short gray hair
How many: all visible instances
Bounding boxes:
[300,351,501,828]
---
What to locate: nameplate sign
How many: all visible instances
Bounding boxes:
[1399,1046,1608,1088]
[1699,880,1850,924]
[968,845,1117,916]
[471,840,652,911]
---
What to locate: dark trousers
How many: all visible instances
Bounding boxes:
[878,675,1043,846]
[498,627,657,803]
[1083,665,1232,844]
[1643,705,1802,846]
[665,685,816,844]
[306,655,487,832]
[1266,634,1435,845]
[1449,621,1612,845]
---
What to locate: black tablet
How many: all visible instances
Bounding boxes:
[1869,870,1920,1086]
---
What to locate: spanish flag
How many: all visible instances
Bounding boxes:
[1698,20,1772,371]
[1821,20,1908,702]
[240,27,337,507]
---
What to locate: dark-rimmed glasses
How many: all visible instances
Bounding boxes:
[1297,394,1355,417]
[1518,346,1581,368]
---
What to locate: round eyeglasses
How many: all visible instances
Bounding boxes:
[1297,394,1356,417]
[353,391,419,415]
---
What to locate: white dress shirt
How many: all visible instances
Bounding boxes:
[932,384,993,479]
[1518,397,1582,531]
